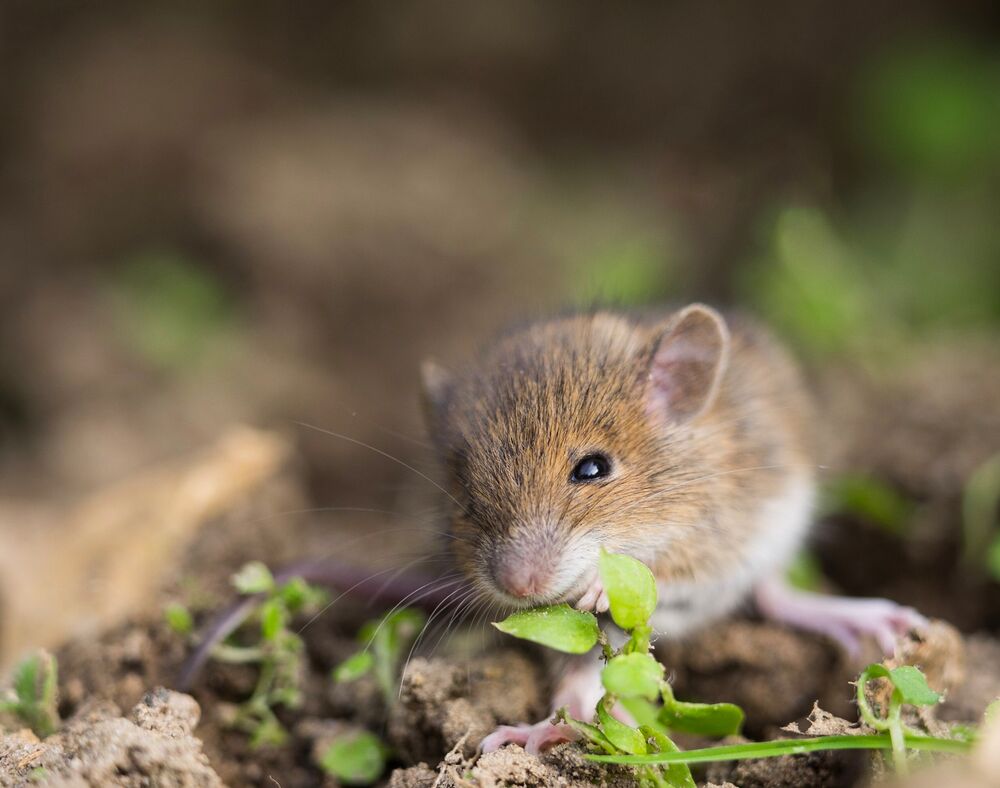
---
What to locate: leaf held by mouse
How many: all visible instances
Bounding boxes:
[646,303,730,424]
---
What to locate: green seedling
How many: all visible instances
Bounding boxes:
[588,660,969,775]
[317,729,389,786]
[327,608,427,784]
[493,551,969,784]
[855,663,942,776]
[496,550,743,787]
[0,651,60,738]
[212,562,329,748]
[164,602,195,636]
[333,607,426,707]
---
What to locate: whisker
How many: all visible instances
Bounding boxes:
[295,421,466,514]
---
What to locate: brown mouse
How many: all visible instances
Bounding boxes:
[420,303,924,753]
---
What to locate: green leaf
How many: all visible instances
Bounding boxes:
[556,711,617,754]
[318,730,387,785]
[985,699,1000,725]
[8,652,59,738]
[164,602,194,635]
[493,604,600,654]
[599,551,658,631]
[888,666,941,706]
[12,657,39,707]
[639,726,697,788]
[334,652,374,683]
[259,599,286,641]
[660,699,745,737]
[232,562,275,595]
[597,697,647,755]
[602,653,664,700]
[249,715,288,748]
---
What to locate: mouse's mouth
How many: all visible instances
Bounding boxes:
[481,563,597,611]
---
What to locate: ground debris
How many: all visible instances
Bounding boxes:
[0,688,223,788]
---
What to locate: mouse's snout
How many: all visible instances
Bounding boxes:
[486,520,593,605]
[494,552,554,599]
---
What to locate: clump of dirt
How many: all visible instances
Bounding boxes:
[940,634,1000,724]
[0,688,222,787]
[388,651,546,763]
[657,620,852,734]
[390,743,635,788]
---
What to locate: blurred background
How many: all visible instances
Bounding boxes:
[1,1,999,663]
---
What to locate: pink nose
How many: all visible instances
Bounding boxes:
[496,562,552,598]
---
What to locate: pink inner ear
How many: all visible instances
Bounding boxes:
[646,313,725,423]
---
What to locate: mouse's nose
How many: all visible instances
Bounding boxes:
[495,559,553,599]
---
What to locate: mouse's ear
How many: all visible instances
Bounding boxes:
[646,304,730,424]
[420,359,453,429]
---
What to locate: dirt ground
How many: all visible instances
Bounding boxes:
[1,348,997,787]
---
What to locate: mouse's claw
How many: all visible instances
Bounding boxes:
[575,575,609,614]
[480,719,577,754]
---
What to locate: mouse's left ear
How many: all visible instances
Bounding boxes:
[420,359,454,435]
[646,303,730,424]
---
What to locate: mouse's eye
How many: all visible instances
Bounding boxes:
[570,453,612,483]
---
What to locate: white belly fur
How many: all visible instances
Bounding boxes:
[650,472,815,637]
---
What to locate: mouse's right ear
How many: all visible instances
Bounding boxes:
[646,304,730,424]
[420,359,453,436]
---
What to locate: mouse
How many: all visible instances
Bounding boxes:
[419,303,925,754]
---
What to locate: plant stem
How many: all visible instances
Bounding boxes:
[887,692,908,776]
[586,734,972,765]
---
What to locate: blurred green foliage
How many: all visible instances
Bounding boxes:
[823,474,914,535]
[858,43,1000,179]
[784,551,824,592]
[111,250,235,370]
[962,453,1000,580]
[574,235,673,307]
[740,38,1000,362]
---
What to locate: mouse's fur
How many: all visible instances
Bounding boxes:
[422,304,816,635]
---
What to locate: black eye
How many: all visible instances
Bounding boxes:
[570,453,612,483]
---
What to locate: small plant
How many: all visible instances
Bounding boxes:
[0,651,60,738]
[321,607,425,785]
[855,663,942,776]
[493,550,972,785]
[317,728,390,786]
[164,601,195,636]
[495,551,743,787]
[333,607,426,707]
[212,561,329,747]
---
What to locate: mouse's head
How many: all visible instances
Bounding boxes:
[421,304,730,609]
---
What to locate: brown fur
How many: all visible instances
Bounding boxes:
[422,305,816,613]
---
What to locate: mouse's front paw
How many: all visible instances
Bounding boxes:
[480,719,577,754]
[574,574,609,614]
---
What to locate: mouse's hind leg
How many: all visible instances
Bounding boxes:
[480,648,605,754]
[754,575,926,656]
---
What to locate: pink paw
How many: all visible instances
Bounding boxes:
[818,598,928,656]
[480,719,577,754]
[575,574,609,614]
[756,579,928,658]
